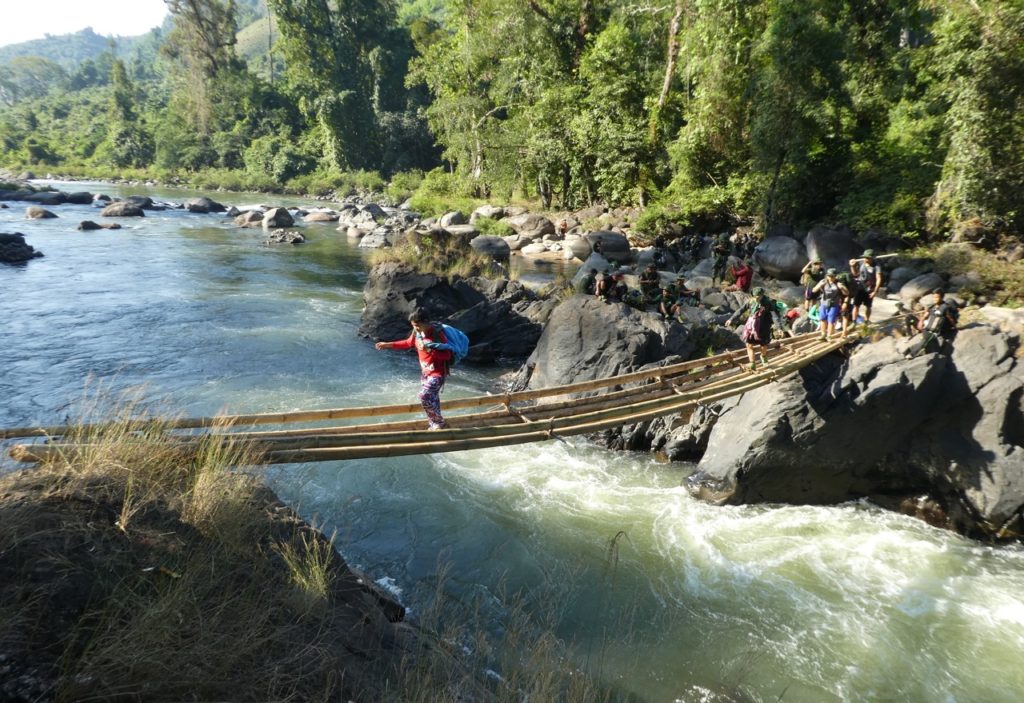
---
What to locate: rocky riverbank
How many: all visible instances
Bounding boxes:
[359,221,1024,541]
[0,454,430,702]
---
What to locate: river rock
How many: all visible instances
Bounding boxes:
[0,203,7,208]
[470,235,511,262]
[124,195,155,210]
[24,191,67,206]
[520,242,549,255]
[185,196,227,213]
[804,225,858,269]
[360,203,387,222]
[900,272,945,306]
[262,207,294,229]
[0,232,43,263]
[359,262,548,361]
[304,210,340,223]
[502,213,555,237]
[25,206,57,219]
[886,265,925,293]
[681,327,1024,538]
[509,296,695,392]
[234,210,264,226]
[439,211,467,227]
[264,230,305,245]
[17,171,36,181]
[92,194,111,207]
[101,202,145,217]
[77,220,122,231]
[470,204,505,222]
[752,236,807,281]
[66,192,94,205]
[226,206,241,217]
[570,231,631,263]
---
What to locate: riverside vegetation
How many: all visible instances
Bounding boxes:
[0,394,618,702]
[0,1,1022,248]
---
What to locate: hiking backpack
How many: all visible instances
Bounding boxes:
[439,324,470,365]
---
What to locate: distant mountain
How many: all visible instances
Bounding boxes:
[0,26,166,71]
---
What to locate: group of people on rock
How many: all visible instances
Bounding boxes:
[798,249,885,341]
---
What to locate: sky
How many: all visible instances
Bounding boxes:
[0,0,169,48]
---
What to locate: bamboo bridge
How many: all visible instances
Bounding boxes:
[3,331,857,466]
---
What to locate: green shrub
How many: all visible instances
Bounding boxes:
[408,168,484,217]
[474,216,514,237]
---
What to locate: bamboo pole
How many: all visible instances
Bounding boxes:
[0,333,826,440]
[11,338,848,464]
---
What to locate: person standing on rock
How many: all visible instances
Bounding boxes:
[800,259,824,311]
[711,234,731,286]
[375,309,453,430]
[812,269,849,341]
[849,249,883,323]
[740,287,775,371]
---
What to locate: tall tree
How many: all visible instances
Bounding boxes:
[163,0,243,133]
[268,0,394,171]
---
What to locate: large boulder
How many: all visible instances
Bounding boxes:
[25,207,57,219]
[804,225,858,270]
[101,201,145,217]
[24,191,66,206]
[304,210,340,223]
[470,204,505,223]
[0,233,43,263]
[900,272,945,306]
[235,210,265,227]
[66,192,94,205]
[682,327,1024,538]
[438,211,467,228]
[77,221,122,231]
[185,196,226,213]
[124,195,155,210]
[502,213,555,237]
[470,235,511,262]
[569,231,631,263]
[752,236,807,281]
[359,263,546,362]
[262,207,294,229]
[512,296,695,391]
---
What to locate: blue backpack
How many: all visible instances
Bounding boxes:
[439,324,470,365]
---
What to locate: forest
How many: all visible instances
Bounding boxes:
[0,0,1021,241]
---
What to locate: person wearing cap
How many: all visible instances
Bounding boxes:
[740,287,775,371]
[849,249,883,323]
[812,268,850,341]
[639,263,661,302]
[800,259,825,311]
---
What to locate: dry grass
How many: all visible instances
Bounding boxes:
[370,232,501,279]
[912,241,1024,307]
[0,401,620,702]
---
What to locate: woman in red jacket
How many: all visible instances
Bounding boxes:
[375,309,454,429]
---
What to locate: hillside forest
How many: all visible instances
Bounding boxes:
[0,0,1022,242]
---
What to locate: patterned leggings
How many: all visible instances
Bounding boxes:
[418,375,446,428]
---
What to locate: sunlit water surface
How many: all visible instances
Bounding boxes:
[2,182,1022,702]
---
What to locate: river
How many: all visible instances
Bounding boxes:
[2,182,1023,702]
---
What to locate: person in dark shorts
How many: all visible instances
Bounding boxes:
[849,249,883,323]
